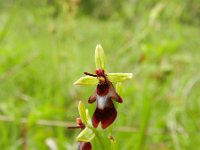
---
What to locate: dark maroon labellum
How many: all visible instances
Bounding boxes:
[84,69,123,129]
[78,142,92,150]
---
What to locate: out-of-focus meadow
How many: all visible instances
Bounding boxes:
[0,0,200,149]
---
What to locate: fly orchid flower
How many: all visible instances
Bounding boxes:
[83,69,122,129]
[74,45,132,129]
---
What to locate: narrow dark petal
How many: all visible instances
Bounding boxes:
[88,90,97,104]
[84,72,97,77]
[101,104,117,129]
[79,142,92,150]
[108,81,123,103]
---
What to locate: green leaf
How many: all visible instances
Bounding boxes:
[107,73,133,83]
[95,44,105,70]
[78,101,87,125]
[74,76,98,85]
[76,127,95,142]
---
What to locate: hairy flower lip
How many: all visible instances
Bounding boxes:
[88,78,123,129]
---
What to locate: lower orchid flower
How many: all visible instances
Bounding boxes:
[68,118,92,150]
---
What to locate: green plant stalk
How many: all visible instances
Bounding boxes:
[135,97,151,150]
[92,128,106,150]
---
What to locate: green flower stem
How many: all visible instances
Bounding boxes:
[92,128,106,150]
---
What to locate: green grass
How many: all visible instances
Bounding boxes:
[0,1,200,150]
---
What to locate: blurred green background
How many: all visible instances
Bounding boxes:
[0,0,200,149]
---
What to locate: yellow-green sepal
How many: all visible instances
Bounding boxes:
[107,73,133,83]
[76,127,95,142]
[115,82,122,95]
[95,44,105,70]
[74,76,98,85]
